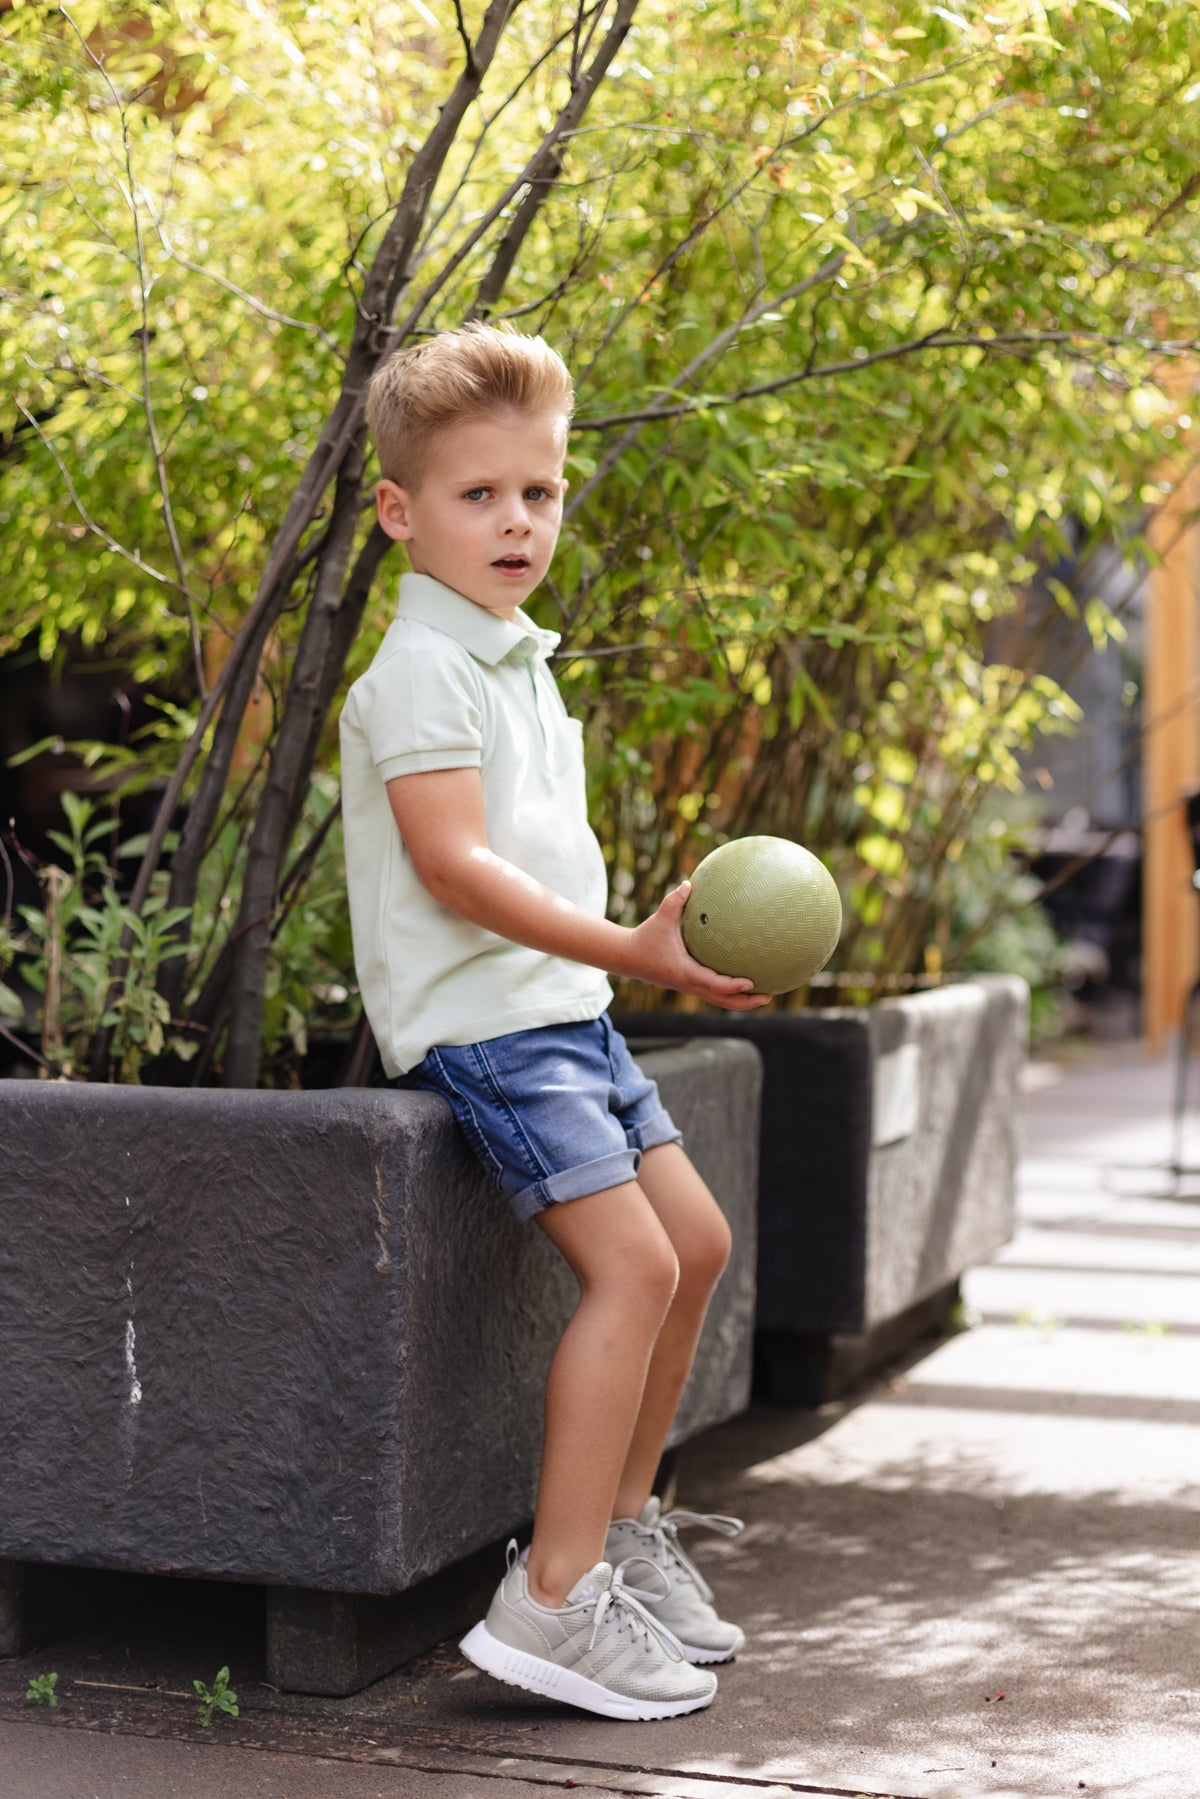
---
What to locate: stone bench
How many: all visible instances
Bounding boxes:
[0,1037,761,1694]
[618,975,1028,1403]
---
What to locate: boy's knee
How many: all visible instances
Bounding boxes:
[643,1236,682,1310]
[678,1209,732,1298]
[621,1227,679,1319]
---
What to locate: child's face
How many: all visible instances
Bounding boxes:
[376,409,568,620]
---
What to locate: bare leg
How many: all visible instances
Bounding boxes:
[525,1181,680,1608]
[611,1144,732,1522]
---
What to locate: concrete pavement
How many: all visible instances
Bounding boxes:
[2,1042,1198,1798]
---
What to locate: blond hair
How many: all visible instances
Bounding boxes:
[366,324,575,487]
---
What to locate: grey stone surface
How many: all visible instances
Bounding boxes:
[655,1041,760,1445]
[0,1720,575,1798]
[766,1278,961,1406]
[619,976,1027,1400]
[862,977,1027,1329]
[264,1539,503,1696]
[0,1040,759,1619]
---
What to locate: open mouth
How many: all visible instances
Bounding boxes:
[492,555,530,573]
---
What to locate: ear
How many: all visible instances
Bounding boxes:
[376,479,415,542]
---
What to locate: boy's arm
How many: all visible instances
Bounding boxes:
[386,767,768,1012]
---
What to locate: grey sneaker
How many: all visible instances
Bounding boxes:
[605,1499,745,1663]
[459,1542,718,1720]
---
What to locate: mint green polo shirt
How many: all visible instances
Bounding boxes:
[339,572,613,1077]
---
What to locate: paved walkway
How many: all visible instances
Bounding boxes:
[2,1043,1197,1797]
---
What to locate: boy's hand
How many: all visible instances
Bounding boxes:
[626,882,771,1010]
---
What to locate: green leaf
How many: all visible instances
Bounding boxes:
[5,736,66,770]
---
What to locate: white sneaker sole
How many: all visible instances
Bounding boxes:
[459,1621,717,1720]
[678,1626,744,1664]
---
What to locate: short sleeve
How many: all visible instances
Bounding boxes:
[350,628,484,781]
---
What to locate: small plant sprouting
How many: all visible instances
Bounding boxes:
[25,1672,59,1708]
[946,1295,979,1335]
[193,1665,239,1729]
[1015,1307,1062,1334]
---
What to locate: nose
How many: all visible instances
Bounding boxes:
[501,496,533,535]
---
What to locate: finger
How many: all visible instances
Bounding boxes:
[679,946,754,991]
[710,973,757,993]
[715,979,769,1003]
[659,880,692,917]
[690,982,757,1003]
[704,982,764,1004]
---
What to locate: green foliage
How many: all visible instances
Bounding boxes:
[25,1672,59,1708]
[3,0,1197,1060]
[957,869,1067,991]
[6,790,194,1079]
[193,1664,238,1729]
[0,919,25,1024]
[948,821,1072,1038]
[184,771,357,1082]
[540,0,1193,995]
[2,778,353,1083]
[2,0,405,675]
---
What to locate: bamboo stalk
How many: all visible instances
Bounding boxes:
[40,865,66,1077]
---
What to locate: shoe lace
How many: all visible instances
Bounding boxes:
[587,1558,686,1661]
[647,1509,744,1606]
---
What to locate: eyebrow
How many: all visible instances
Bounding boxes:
[456,473,564,486]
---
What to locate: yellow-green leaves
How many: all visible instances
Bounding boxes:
[4,0,1197,1018]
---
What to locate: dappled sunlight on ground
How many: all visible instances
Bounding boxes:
[641,1053,1200,1796]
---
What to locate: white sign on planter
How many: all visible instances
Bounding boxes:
[872,1041,922,1147]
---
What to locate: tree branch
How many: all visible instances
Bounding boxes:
[563,249,854,519]
[153,223,343,350]
[61,6,205,698]
[384,7,633,341]
[469,0,639,319]
[115,0,519,1034]
[571,329,1200,433]
[15,402,190,598]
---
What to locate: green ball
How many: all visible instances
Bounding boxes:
[680,835,842,995]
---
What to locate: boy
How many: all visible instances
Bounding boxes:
[339,325,766,1721]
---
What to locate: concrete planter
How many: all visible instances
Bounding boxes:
[0,1037,761,1693]
[616,975,1028,1404]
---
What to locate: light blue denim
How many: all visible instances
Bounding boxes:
[402,1012,683,1223]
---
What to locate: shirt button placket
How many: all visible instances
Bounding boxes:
[526,656,551,749]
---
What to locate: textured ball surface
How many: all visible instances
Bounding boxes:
[681,836,842,995]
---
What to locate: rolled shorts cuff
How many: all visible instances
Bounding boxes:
[514,1149,639,1223]
[632,1107,685,1155]
[513,1109,685,1224]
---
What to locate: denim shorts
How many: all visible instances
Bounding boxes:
[402,1013,683,1224]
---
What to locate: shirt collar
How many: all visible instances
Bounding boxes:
[395,572,560,666]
